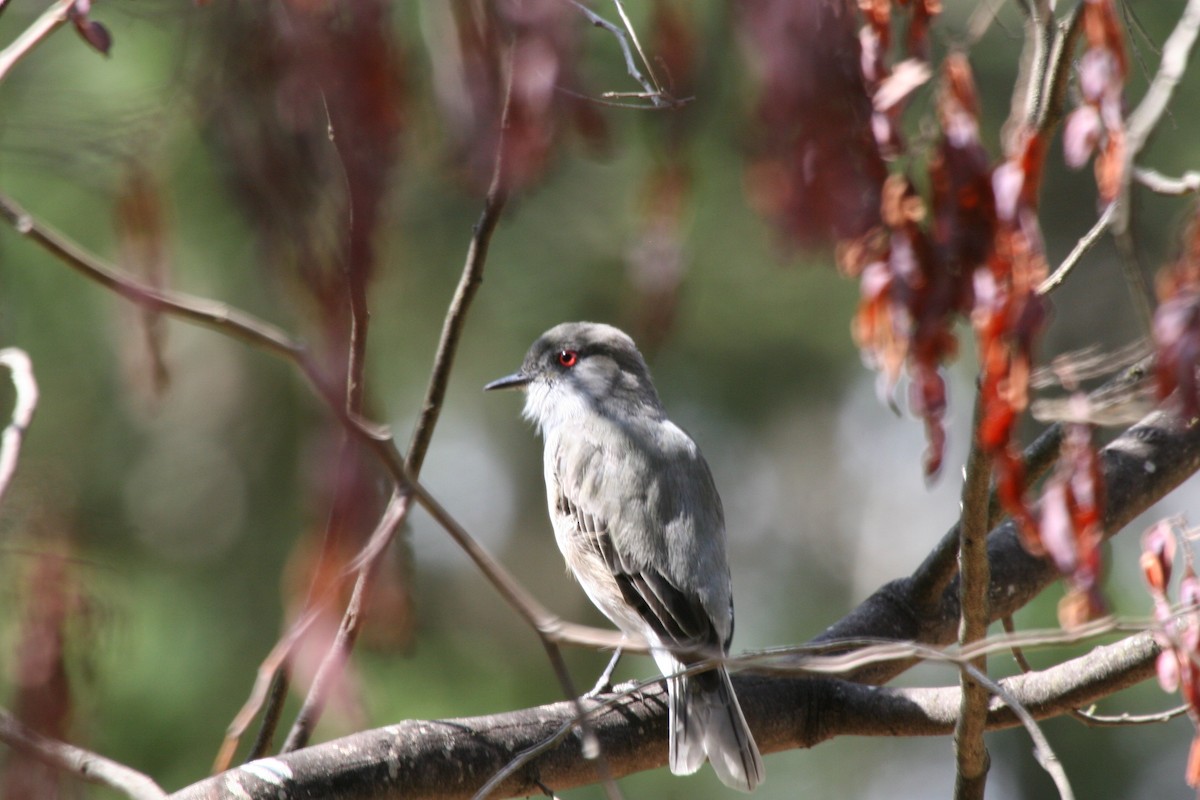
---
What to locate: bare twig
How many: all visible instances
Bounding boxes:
[0,347,37,506]
[954,396,994,800]
[0,708,167,800]
[406,31,514,476]
[1123,0,1200,170]
[1112,0,1200,245]
[0,0,73,84]
[1001,615,1187,729]
[567,0,675,109]
[1135,167,1200,196]
[959,660,1074,800]
[282,490,412,752]
[1038,202,1117,295]
[214,606,326,771]
[0,193,305,363]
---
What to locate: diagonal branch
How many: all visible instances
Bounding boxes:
[0,0,73,84]
[813,406,1200,684]
[0,708,167,800]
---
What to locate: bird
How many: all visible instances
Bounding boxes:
[484,321,764,792]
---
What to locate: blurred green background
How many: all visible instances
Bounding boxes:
[2,1,1200,798]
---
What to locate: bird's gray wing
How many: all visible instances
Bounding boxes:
[554,439,721,654]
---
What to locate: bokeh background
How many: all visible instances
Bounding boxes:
[2,1,1200,798]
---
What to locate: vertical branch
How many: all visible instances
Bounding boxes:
[954,395,994,800]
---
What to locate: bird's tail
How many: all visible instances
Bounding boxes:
[666,661,764,792]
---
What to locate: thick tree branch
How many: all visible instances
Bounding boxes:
[814,407,1200,684]
[167,633,1158,800]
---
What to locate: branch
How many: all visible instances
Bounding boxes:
[0,708,167,800]
[1114,0,1200,236]
[168,633,1158,800]
[1038,201,1117,295]
[280,490,412,752]
[0,193,305,363]
[1135,167,1200,197]
[0,347,37,506]
[813,407,1200,684]
[0,0,73,84]
[953,397,994,800]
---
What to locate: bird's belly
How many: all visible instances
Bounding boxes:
[557,530,647,638]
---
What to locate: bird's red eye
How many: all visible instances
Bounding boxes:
[558,349,578,368]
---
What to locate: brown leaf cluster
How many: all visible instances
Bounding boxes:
[739,0,886,247]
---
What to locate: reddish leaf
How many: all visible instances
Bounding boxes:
[69,0,112,56]
[1188,734,1200,789]
[1141,519,1177,594]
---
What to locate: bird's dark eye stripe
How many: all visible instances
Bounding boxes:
[558,349,579,368]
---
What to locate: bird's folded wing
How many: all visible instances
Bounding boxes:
[557,486,719,655]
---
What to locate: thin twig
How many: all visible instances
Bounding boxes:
[1135,167,1200,196]
[954,395,994,800]
[0,347,37,506]
[0,708,167,800]
[1001,616,1187,729]
[405,33,514,476]
[214,606,325,771]
[1114,0,1200,236]
[958,660,1074,800]
[0,0,73,84]
[1038,202,1117,295]
[282,490,412,752]
[0,193,305,363]
[567,0,675,109]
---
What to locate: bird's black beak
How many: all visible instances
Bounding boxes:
[484,371,530,392]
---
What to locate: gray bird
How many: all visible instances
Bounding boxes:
[485,321,764,792]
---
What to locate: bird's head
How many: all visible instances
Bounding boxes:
[484,321,663,435]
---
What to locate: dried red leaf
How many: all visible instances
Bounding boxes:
[1187,734,1200,789]
[1141,520,1177,594]
[69,0,112,55]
